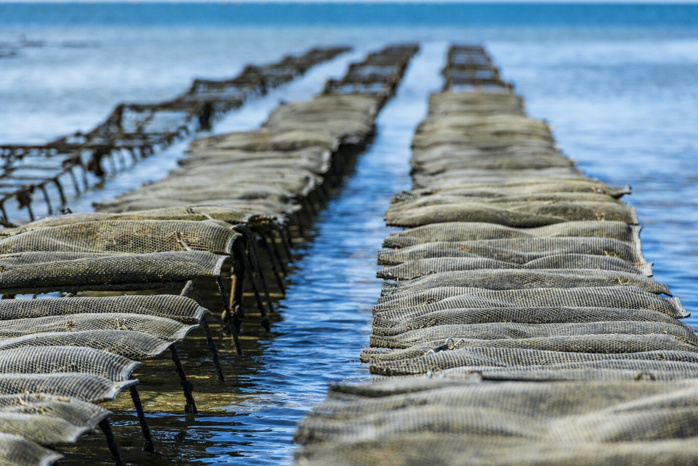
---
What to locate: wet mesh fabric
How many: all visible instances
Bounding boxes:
[0,295,208,324]
[378,254,652,280]
[385,201,638,227]
[0,373,135,402]
[372,286,687,318]
[0,330,172,361]
[0,433,62,466]
[383,221,641,248]
[377,237,648,268]
[0,314,197,342]
[0,220,239,255]
[0,251,228,293]
[372,306,683,335]
[0,346,139,380]
[379,269,669,295]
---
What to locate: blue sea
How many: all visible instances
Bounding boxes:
[1,3,698,464]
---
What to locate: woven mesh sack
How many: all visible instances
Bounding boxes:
[379,269,668,296]
[188,128,337,153]
[0,373,135,402]
[0,433,62,466]
[439,360,698,382]
[387,192,622,213]
[0,313,197,342]
[305,378,698,419]
[411,148,574,171]
[413,180,631,198]
[372,306,683,335]
[369,320,698,349]
[16,207,255,230]
[0,220,239,255]
[383,222,641,248]
[366,341,698,376]
[0,394,109,430]
[178,147,331,174]
[0,412,94,445]
[0,295,208,324]
[378,254,651,281]
[0,330,171,361]
[0,346,138,381]
[385,201,638,227]
[371,286,687,318]
[378,237,647,267]
[0,251,228,293]
[296,434,698,466]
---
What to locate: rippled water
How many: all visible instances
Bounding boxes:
[2,5,698,464]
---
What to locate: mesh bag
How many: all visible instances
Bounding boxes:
[427,95,523,115]
[0,313,197,342]
[383,221,641,248]
[96,185,297,206]
[385,201,638,227]
[0,295,208,324]
[412,173,592,191]
[178,147,332,175]
[0,373,136,402]
[306,378,698,419]
[411,180,631,198]
[411,147,575,171]
[365,338,698,375]
[263,95,378,144]
[296,434,698,466]
[0,346,139,381]
[372,306,683,335]
[0,331,171,361]
[180,153,332,178]
[372,286,688,318]
[188,128,338,153]
[0,412,93,446]
[94,198,299,220]
[0,394,109,429]
[369,321,698,350]
[378,254,652,281]
[379,269,668,296]
[0,433,62,466]
[16,207,255,230]
[377,237,647,268]
[0,251,228,293]
[388,192,623,212]
[0,220,239,255]
[439,360,698,381]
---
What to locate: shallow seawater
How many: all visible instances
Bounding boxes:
[1,4,698,464]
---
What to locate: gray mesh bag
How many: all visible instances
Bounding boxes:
[0,295,208,324]
[379,269,669,295]
[0,220,240,255]
[0,251,228,294]
[372,286,688,318]
[385,202,638,228]
[377,237,648,268]
[372,306,685,335]
[0,374,136,402]
[0,331,172,361]
[378,254,652,280]
[383,221,641,247]
[0,433,62,466]
[0,346,139,381]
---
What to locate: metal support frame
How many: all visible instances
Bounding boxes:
[170,345,198,414]
[129,385,156,453]
[98,418,125,466]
